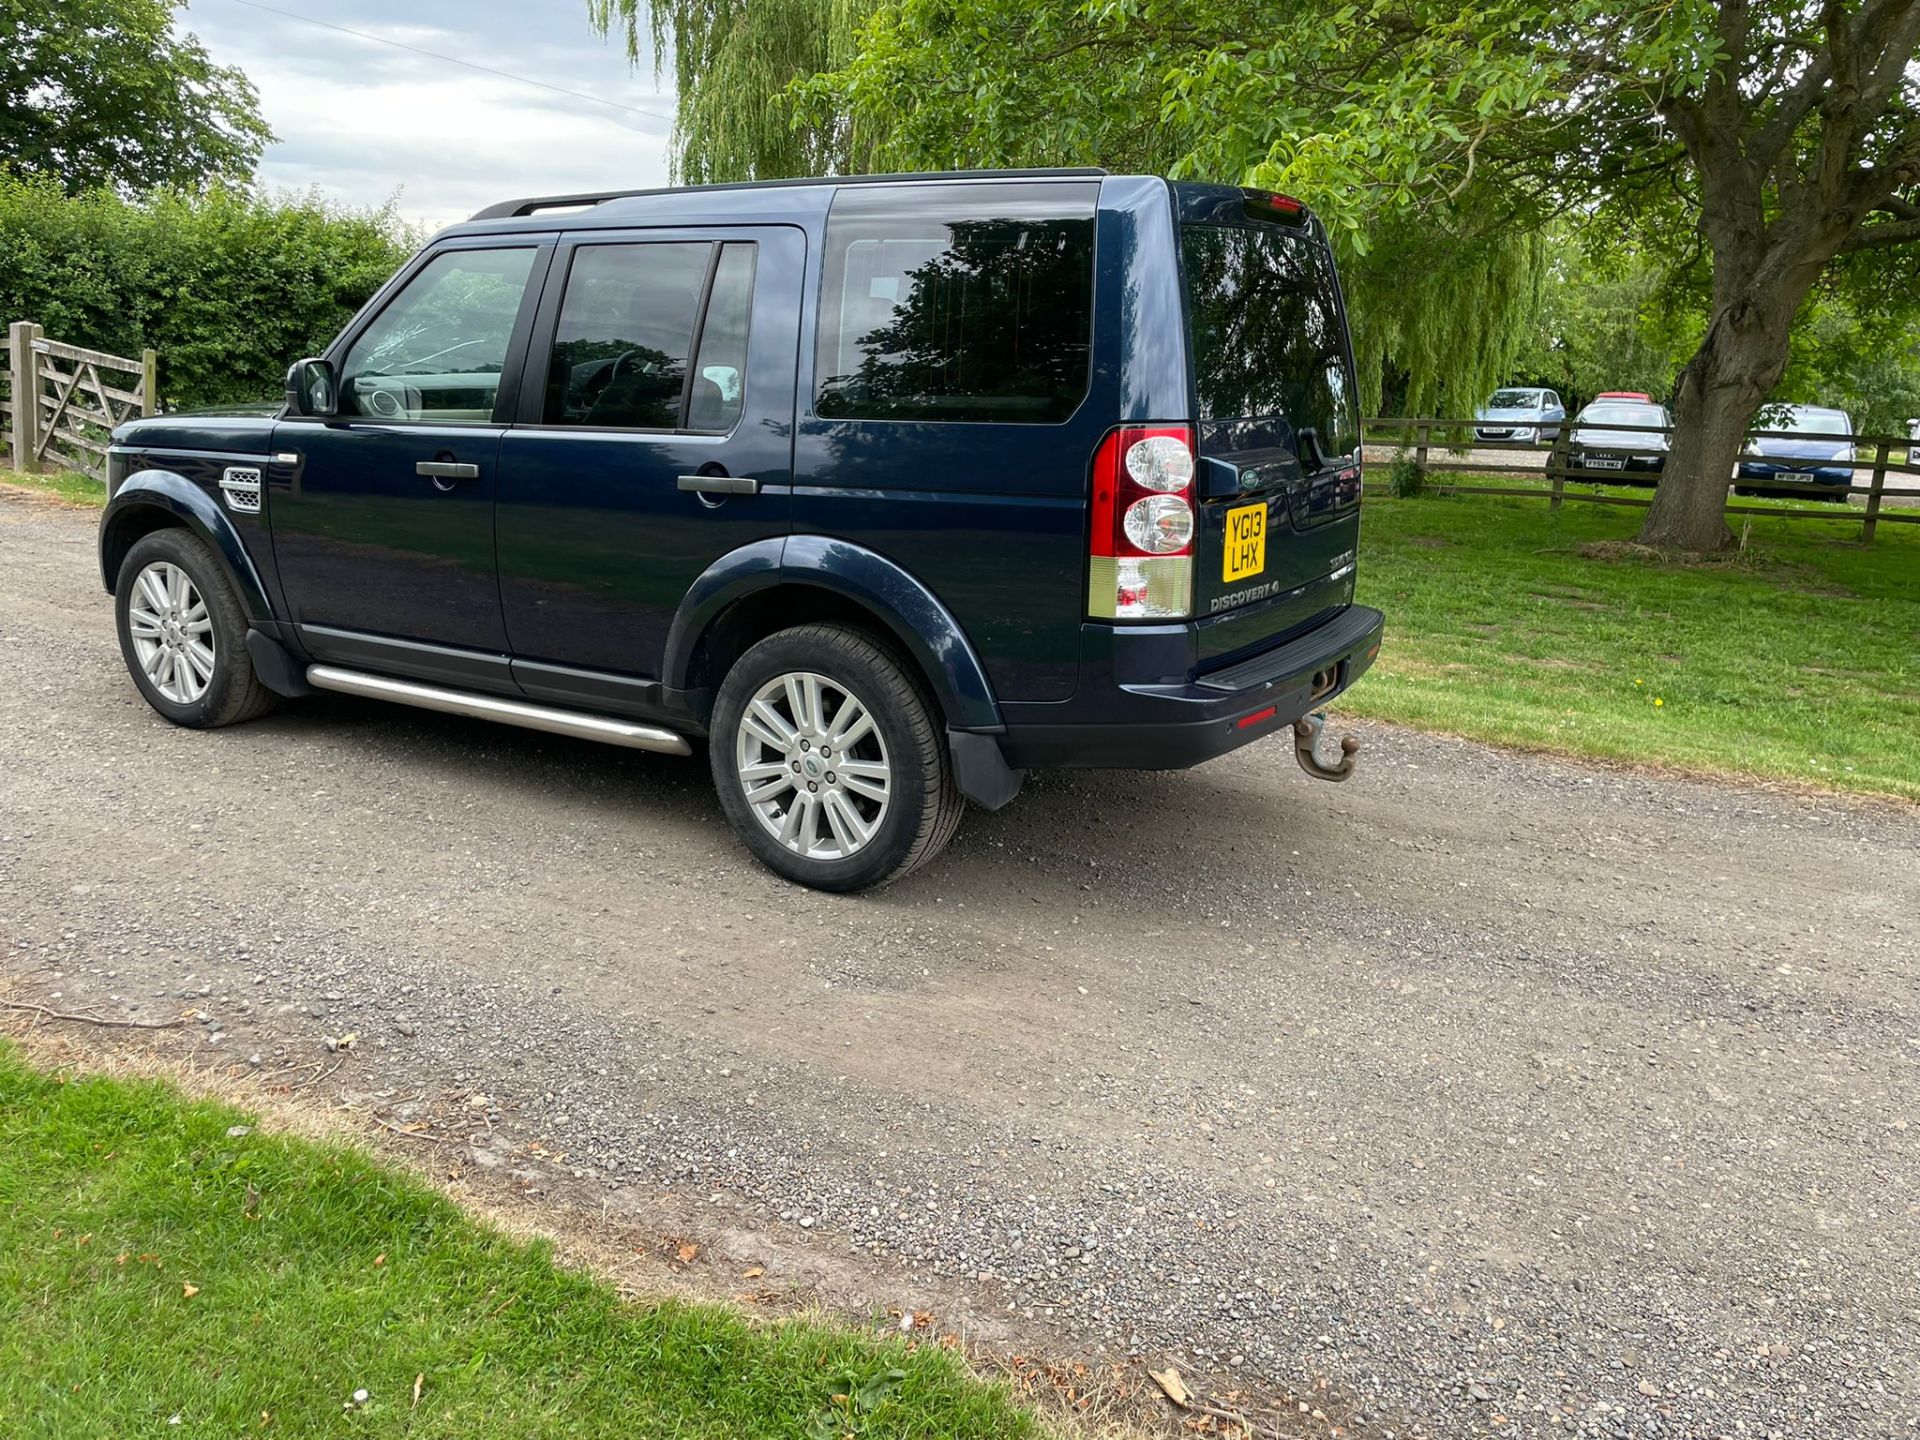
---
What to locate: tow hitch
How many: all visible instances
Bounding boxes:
[1292,712,1360,782]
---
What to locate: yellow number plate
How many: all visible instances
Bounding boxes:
[1222,502,1267,582]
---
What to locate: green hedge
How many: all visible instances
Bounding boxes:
[0,176,415,409]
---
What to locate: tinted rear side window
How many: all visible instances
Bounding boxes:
[687,243,756,432]
[815,182,1097,424]
[543,242,710,429]
[1183,223,1358,458]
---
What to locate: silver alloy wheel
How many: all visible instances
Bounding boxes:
[127,561,215,705]
[735,670,892,861]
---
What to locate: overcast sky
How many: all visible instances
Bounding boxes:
[175,0,676,232]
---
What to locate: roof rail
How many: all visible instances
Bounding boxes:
[468,168,1110,222]
[469,190,656,221]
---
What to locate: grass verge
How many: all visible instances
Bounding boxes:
[0,1042,1040,1440]
[1347,493,1920,801]
[3,468,105,506]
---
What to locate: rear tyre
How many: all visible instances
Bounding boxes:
[115,529,278,729]
[710,623,962,892]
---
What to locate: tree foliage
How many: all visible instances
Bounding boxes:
[1,0,272,194]
[1512,233,1920,435]
[586,0,862,183]
[592,0,1549,417]
[0,177,414,408]
[595,0,1920,548]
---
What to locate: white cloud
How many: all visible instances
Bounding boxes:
[177,0,677,230]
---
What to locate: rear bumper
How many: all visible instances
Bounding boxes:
[996,605,1384,770]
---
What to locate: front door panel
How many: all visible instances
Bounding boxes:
[271,424,508,652]
[496,226,804,681]
[270,241,549,662]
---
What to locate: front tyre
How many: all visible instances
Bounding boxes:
[710,623,962,892]
[115,529,278,729]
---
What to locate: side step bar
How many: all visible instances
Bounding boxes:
[305,665,692,756]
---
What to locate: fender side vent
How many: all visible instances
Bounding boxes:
[220,466,262,514]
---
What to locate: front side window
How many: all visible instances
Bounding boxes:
[340,247,536,422]
[815,182,1097,424]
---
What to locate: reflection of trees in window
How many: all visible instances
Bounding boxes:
[819,218,1093,422]
[1184,226,1357,458]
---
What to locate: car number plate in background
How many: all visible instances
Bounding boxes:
[1223,502,1267,582]
[1589,456,1625,469]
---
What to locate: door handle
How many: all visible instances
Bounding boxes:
[416,461,479,480]
[677,474,759,496]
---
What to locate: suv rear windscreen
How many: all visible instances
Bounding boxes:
[1181,222,1358,460]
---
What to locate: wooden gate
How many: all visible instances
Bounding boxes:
[4,322,157,481]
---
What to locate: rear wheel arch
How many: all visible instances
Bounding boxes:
[672,542,1003,733]
[686,584,894,704]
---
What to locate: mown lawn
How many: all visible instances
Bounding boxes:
[0,1045,1039,1440]
[1346,492,1920,800]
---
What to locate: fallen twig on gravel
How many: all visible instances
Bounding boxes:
[367,1114,447,1144]
[286,1058,347,1095]
[3,1000,184,1031]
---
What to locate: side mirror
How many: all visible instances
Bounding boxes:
[284,358,338,417]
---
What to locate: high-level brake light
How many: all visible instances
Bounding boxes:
[1088,425,1196,620]
[1243,190,1307,223]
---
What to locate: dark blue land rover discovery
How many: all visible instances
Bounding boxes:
[102,169,1383,891]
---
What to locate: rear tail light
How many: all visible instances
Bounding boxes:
[1089,425,1196,620]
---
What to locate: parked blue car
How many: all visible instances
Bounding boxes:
[99,170,1382,891]
[1737,403,1857,495]
[1474,387,1566,443]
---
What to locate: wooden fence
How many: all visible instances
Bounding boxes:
[1364,416,1920,542]
[3,322,156,481]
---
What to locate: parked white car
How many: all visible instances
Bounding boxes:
[1474,387,1566,443]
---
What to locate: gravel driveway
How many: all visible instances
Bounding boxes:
[4,487,1916,1438]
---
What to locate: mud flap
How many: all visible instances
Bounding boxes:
[949,730,1025,810]
[246,628,313,698]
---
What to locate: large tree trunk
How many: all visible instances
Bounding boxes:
[1637,289,1797,551]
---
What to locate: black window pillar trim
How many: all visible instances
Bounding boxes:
[492,242,560,426]
[678,243,724,431]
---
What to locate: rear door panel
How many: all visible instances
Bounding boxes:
[495,226,804,684]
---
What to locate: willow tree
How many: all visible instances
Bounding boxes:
[592,0,1920,551]
[585,0,868,182]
